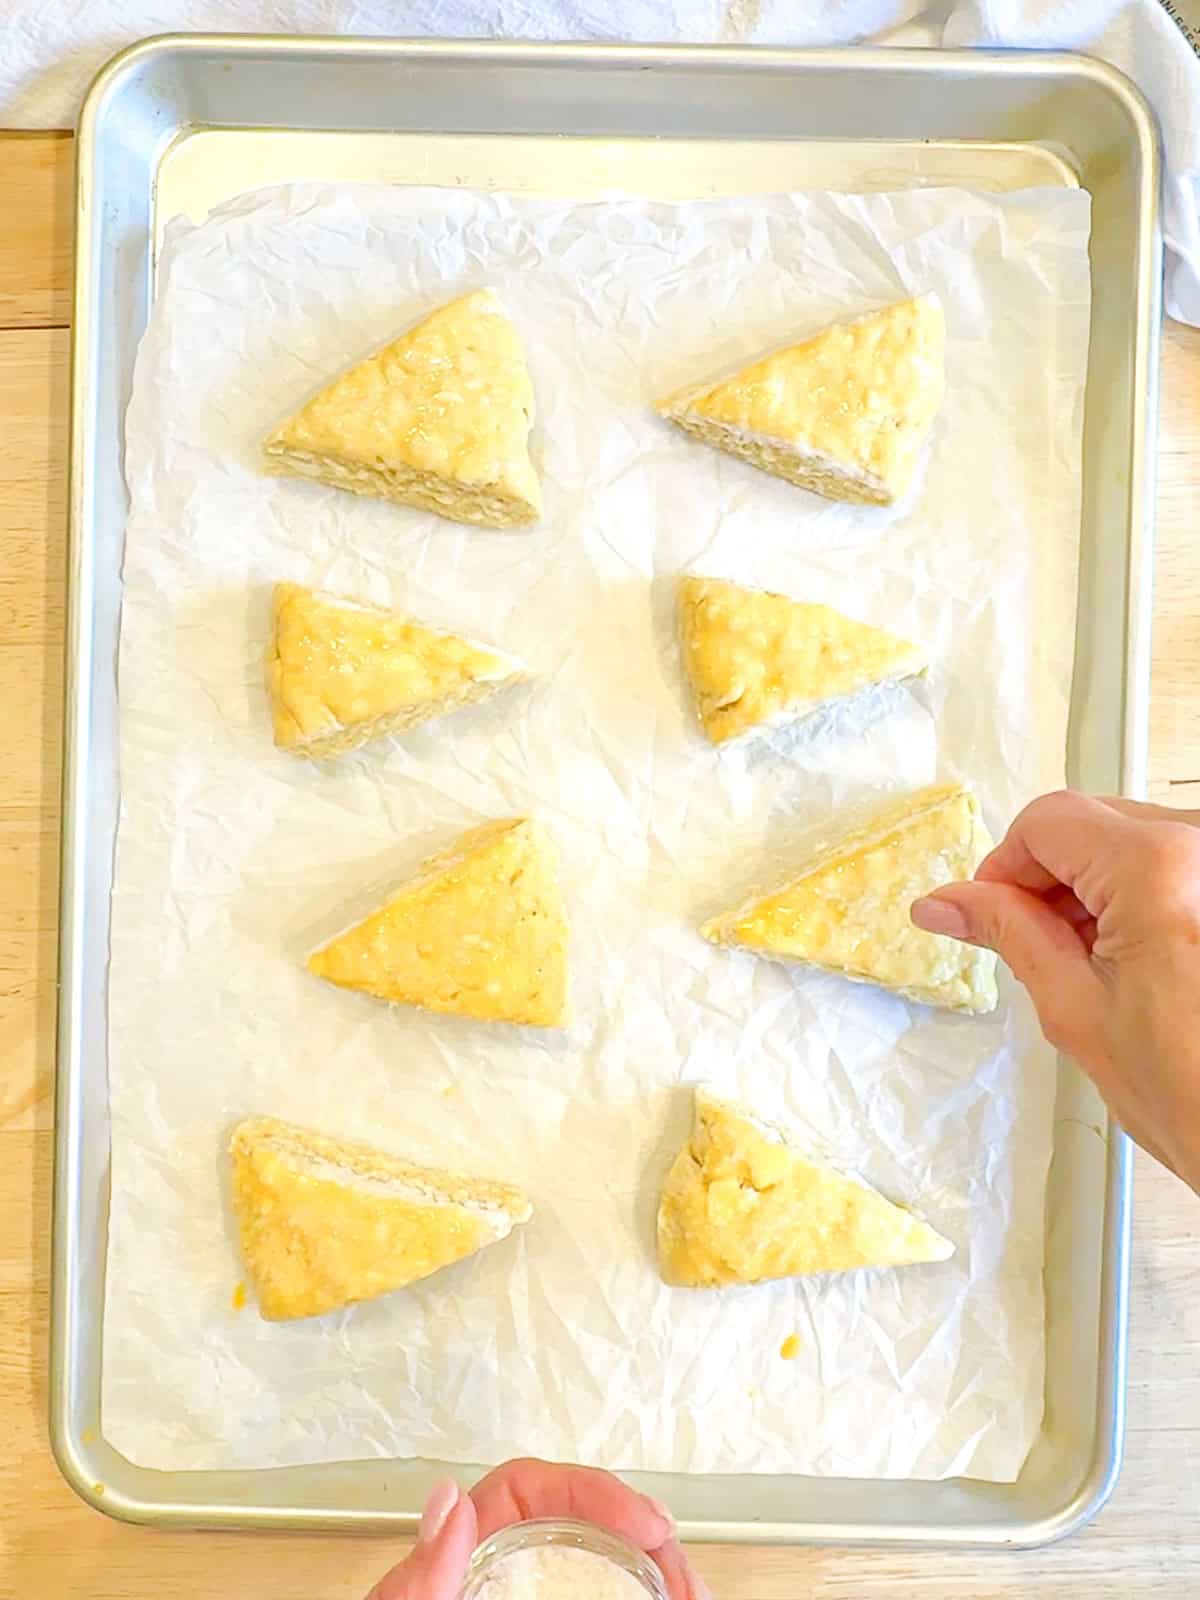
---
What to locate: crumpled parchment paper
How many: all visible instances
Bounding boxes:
[103,179,1091,1480]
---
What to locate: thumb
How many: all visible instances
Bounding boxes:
[370,1479,479,1600]
[912,880,1104,1054]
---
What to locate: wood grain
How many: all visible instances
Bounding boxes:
[1,131,1198,1598]
[0,322,65,1146]
[0,134,73,329]
[1149,320,1200,802]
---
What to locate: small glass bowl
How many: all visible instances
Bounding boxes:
[461,1518,669,1599]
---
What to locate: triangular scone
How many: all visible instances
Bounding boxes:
[307,818,569,1027]
[658,1089,953,1288]
[659,295,945,506]
[679,575,926,745]
[268,582,526,758]
[263,289,542,528]
[702,784,998,1013]
[230,1117,532,1321]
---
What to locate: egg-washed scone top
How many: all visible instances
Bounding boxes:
[702,783,998,1013]
[659,294,945,507]
[679,574,926,745]
[268,582,526,759]
[263,289,542,529]
[230,1117,532,1321]
[658,1089,953,1288]
[307,817,569,1028]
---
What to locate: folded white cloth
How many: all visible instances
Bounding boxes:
[0,0,1195,318]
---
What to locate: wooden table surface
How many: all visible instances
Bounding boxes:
[2,131,1199,1600]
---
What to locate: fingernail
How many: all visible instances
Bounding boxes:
[645,1494,675,1531]
[689,1576,713,1600]
[419,1478,460,1544]
[911,895,969,939]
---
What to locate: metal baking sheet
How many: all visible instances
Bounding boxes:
[56,36,1160,1546]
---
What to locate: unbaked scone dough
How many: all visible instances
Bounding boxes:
[230,1116,532,1321]
[659,295,945,506]
[678,574,926,745]
[263,289,542,528]
[267,581,526,758]
[702,783,998,1013]
[658,1089,953,1288]
[307,817,569,1028]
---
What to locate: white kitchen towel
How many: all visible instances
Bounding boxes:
[0,0,1195,318]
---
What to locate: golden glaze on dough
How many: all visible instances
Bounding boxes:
[307,818,569,1027]
[230,1116,532,1321]
[702,784,997,1013]
[267,582,524,757]
[657,1090,953,1288]
[678,574,926,744]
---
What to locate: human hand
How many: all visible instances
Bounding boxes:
[911,790,1200,1191]
[366,1476,477,1600]
[366,1458,707,1599]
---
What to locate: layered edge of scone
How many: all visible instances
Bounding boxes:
[262,441,541,529]
[662,401,896,506]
